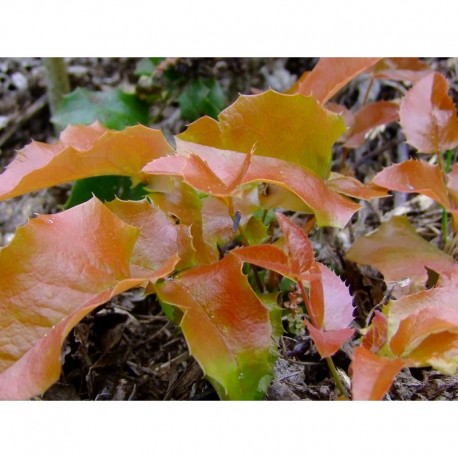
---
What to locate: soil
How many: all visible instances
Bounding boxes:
[1,57,458,401]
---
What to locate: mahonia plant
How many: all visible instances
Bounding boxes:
[0,57,457,400]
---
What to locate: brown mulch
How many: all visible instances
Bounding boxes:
[1,57,457,401]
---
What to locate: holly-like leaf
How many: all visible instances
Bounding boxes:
[177,89,345,178]
[370,58,432,83]
[309,262,355,331]
[105,198,195,271]
[154,254,275,400]
[350,347,405,400]
[399,71,458,153]
[0,122,174,201]
[275,213,314,279]
[52,88,149,131]
[343,101,399,149]
[386,288,458,369]
[0,198,177,399]
[346,215,455,284]
[306,321,354,358]
[178,77,225,121]
[143,143,360,228]
[295,58,381,104]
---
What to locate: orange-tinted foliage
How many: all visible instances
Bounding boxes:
[399,72,458,153]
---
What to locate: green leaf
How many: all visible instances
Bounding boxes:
[134,58,165,76]
[52,87,149,131]
[178,78,225,121]
[64,176,148,209]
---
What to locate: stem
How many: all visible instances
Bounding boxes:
[297,280,313,324]
[439,150,455,246]
[297,280,348,399]
[362,77,375,106]
[43,58,70,117]
[227,198,264,293]
[326,356,348,398]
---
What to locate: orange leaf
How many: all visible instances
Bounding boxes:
[176,89,345,178]
[275,213,314,279]
[362,311,388,353]
[105,198,194,271]
[399,72,458,153]
[143,144,360,228]
[372,160,454,209]
[306,320,354,358]
[149,181,219,266]
[388,287,458,357]
[328,172,388,200]
[346,215,455,284]
[296,58,381,104]
[343,101,399,149]
[309,262,355,331]
[350,347,405,400]
[0,122,174,201]
[0,198,177,399]
[370,58,432,83]
[155,255,274,400]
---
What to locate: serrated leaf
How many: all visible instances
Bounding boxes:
[143,143,360,228]
[399,72,458,153]
[295,58,381,104]
[0,122,174,201]
[52,88,149,131]
[177,89,345,178]
[309,262,355,331]
[275,213,314,279]
[346,215,455,284]
[64,175,147,209]
[0,197,177,399]
[343,101,399,149]
[350,347,405,400]
[154,255,275,400]
[178,78,225,121]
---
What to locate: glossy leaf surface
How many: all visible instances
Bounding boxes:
[143,143,360,228]
[0,198,176,399]
[351,347,404,400]
[399,72,458,153]
[296,58,381,104]
[155,255,274,400]
[106,198,194,271]
[0,122,173,201]
[346,215,454,284]
[343,101,399,149]
[306,322,354,358]
[309,263,355,331]
[52,88,149,131]
[386,287,458,372]
[275,213,314,279]
[327,173,388,200]
[370,58,432,83]
[177,89,345,178]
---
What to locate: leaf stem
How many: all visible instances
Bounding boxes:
[227,198,264,292]
[297,279,348,399]
[439,149,455,245]
[326,356,348,398]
